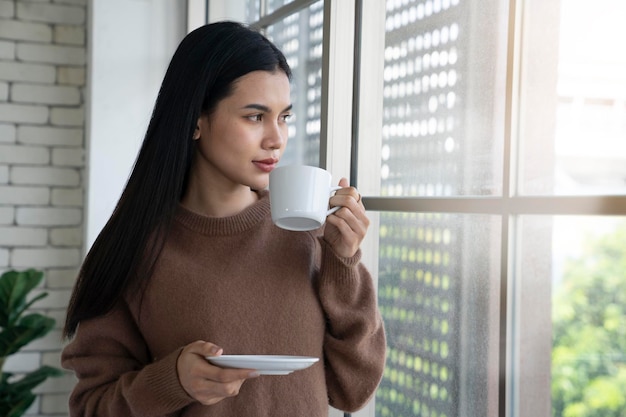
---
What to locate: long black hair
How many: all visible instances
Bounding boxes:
[64,21,292,338]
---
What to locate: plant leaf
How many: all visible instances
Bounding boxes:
[0,269,59,417]
[0,371,36,417]
[0,314,55,357]
[10,366,63,393]
[0,367,62,416]
[21,292,48,314]
[0,270,44,327]
[0,394,35,417]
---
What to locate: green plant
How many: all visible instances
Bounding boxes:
[0,269,63,417]
[552,223,626,417]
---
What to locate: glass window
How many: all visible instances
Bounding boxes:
[370,1,509,413]
[376,212,501,417]
[378,0,508,197]
[519,0,626,196]
[358,1,626,417]
[245,0,261,22]
[260,0,324,167]
[268,0,298,14]
[244,0,302,17]
[517,216,626,417]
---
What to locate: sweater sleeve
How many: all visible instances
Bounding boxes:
[61,301,195,417]
[315,237,387,412]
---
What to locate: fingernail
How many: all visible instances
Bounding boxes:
[248,371,260,378]
[210,346,222,355]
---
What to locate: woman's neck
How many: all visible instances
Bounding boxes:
[180,180,259,218]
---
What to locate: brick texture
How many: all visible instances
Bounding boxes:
[0,1,88,415]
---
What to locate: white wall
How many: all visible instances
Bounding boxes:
[86,0,186,248]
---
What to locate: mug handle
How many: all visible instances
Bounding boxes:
[326,186,343,216]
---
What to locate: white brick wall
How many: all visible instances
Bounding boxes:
[0,123,16,142]
[0,61,57,83]
[0,1,87,415]
[0,40,15,59]
[0,1,15,17]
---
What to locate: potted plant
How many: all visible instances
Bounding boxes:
[0,269,63,417]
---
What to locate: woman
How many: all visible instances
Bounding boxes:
[62,21,386,417]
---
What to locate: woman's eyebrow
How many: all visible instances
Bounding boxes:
[242,103,293,113]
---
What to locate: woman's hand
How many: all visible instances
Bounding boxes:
[177,341,259,405]
[324,178,369,258]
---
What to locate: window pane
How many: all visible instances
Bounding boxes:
[378,0,507,197]
[376,212,500,417]
[517,216,626,417]
[264,1,324,166]
[268,0,297,14]
[245,0,261,22]
[519,0,626,195]
[245,0,302,19]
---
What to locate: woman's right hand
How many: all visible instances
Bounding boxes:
[177,341,259,405]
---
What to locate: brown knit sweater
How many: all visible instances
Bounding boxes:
[61,190,386,417]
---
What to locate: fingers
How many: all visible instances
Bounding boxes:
[326,205,368,245]
[329,179,368,231]
[331,178,363,208]
[324,179,369,257]
[177,341,259,406]
[188,340,223,357]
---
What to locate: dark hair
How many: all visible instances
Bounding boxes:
[64,21,291,338]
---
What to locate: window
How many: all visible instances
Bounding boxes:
[365,1,505,415]
[209,0,626,416]
[262,1,325,166]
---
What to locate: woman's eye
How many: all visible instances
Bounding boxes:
[246,113,292,123]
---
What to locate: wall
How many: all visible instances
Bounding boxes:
[0,0,87,415]
[86,0,185,248]
[0,0,184,415]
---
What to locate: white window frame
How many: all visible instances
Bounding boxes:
[355,1,626,417]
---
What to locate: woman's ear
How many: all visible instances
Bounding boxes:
[192,120,201,140]
[193,116,208,140]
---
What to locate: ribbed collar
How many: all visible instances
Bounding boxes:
[174,190,270,236]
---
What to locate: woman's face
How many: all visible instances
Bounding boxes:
[192,70,292,192]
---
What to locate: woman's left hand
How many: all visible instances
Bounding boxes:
[324,178,369,258]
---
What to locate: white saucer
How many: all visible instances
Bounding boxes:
[206,355,319,375]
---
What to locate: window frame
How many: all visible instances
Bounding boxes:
[356,1,626,417]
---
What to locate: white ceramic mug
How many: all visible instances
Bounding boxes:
[269,165,341,231]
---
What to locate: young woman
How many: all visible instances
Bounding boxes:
[62,21,386,417]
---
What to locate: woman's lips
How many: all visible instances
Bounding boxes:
[253,159,277,172]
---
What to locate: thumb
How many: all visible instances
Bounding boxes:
[338,177,349,187]
[187,340,223,357]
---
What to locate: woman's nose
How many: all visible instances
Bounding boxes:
[263,122,287,150]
